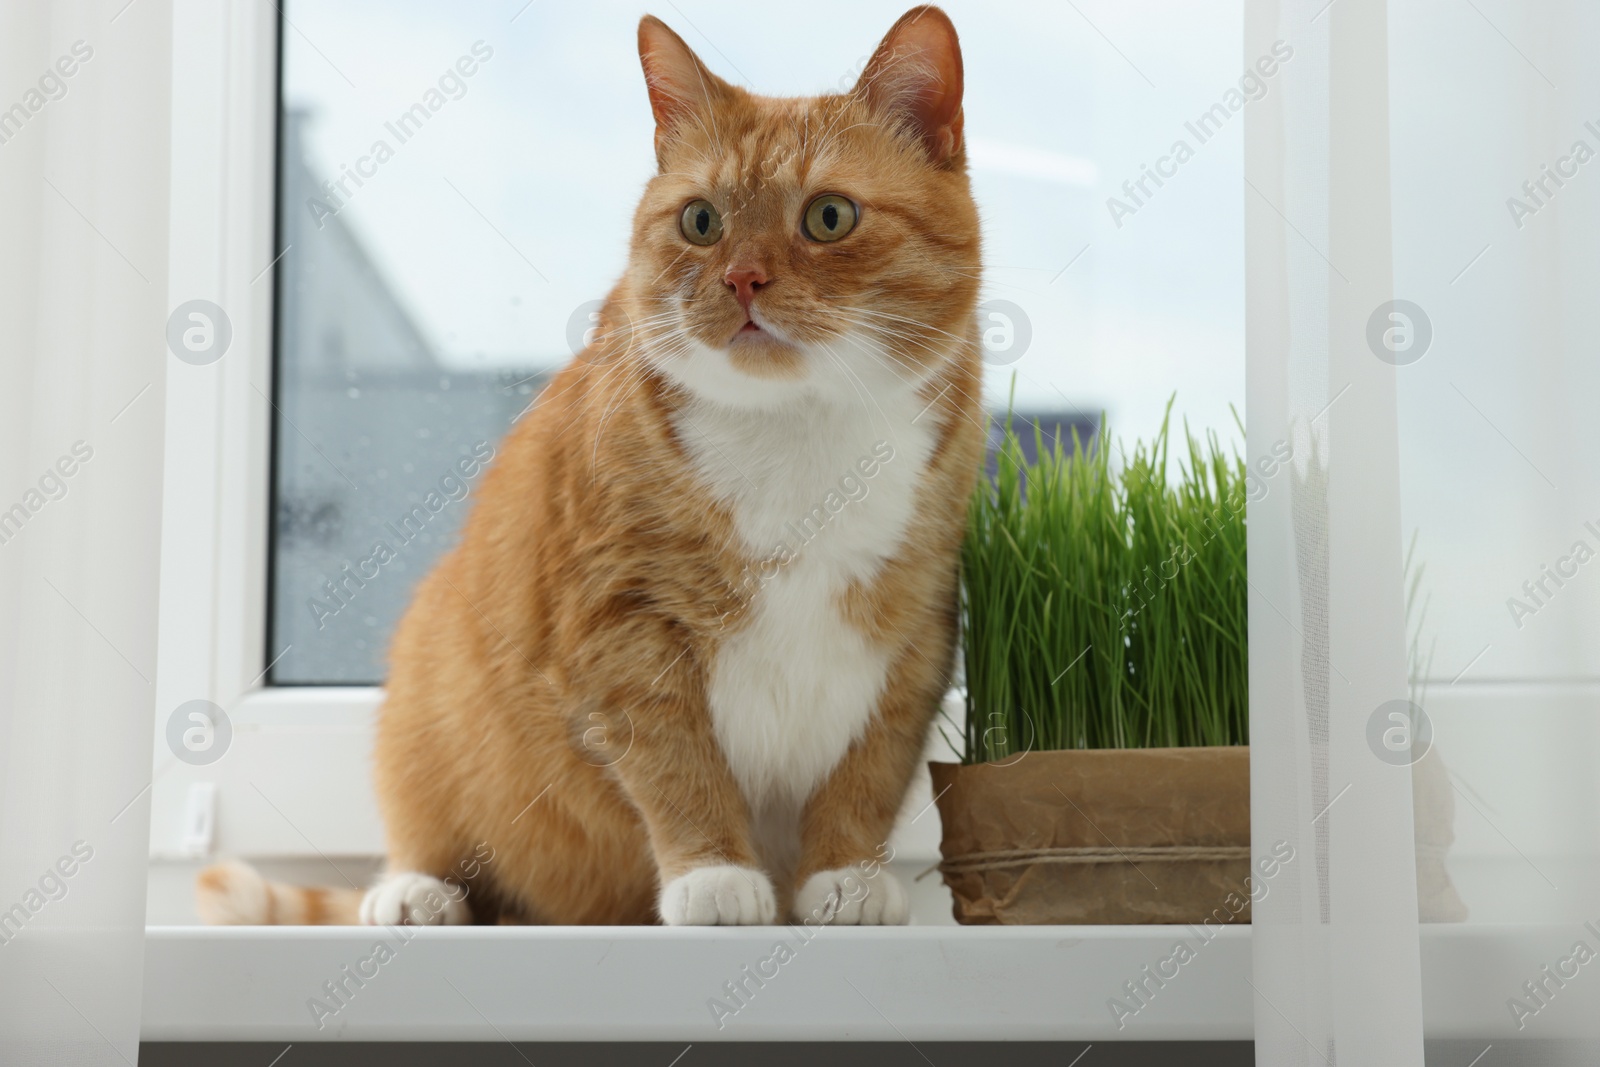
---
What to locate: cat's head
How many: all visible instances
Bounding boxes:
[616,6,980,410]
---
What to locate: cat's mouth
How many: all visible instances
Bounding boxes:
[728,310,789,348]
[720,310,804,377]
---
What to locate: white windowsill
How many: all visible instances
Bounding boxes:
[141,682,1600,1041]
[141,856,1600,1042]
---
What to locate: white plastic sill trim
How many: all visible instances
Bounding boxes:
[145,856,1254,1042]
[142,922,1251,1043]
[142,922,1600,1043]
[141,922,1600,1042]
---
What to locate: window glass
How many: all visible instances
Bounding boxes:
[269,0,1246,684]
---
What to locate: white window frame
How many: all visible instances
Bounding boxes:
[151,0,384,859]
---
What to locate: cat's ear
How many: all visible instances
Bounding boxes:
[851,6,965,167]
[638,16,733,141]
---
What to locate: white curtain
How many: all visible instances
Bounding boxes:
[1248,0,1600,1062]
[0,1,169,1063]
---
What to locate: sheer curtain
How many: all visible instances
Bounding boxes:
[1248,0,1600,1062]
[0,0,169,1062]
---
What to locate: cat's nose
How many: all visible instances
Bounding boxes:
[724,266,769,313]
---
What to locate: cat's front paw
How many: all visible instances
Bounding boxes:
[794,866,909,925]
[359,872,471,926]
[659,864,776,925]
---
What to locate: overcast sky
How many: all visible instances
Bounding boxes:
[283,0,1248,447]
[279,0,1600,681]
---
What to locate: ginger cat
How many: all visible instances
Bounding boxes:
[200,5,983,927]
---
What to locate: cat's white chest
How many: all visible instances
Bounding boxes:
[672,366,937,820]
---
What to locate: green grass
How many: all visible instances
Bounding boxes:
[958,398,1249,762]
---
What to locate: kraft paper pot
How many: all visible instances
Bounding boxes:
[930,747,1252,925]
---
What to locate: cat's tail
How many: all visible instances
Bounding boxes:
[195,860,364,925]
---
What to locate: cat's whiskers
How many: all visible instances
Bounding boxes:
[595,327,713,463]
[647,242,700,289]
[541,315,690,446]
[836,329,937,388]
[832,308,945,358]
[672,106,728,163]
[845,326,980,411]
[583,323,702,464]
[815,340,895,439]
[859,348,986,439]
[843,305,972,348]
[529,306,680,417]
[831,310,990,434]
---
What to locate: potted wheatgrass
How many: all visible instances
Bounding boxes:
[932,402,1251,924]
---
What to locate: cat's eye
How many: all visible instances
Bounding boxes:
[679,199,723,246]
[803,194,858,242]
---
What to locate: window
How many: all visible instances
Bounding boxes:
[151,0,1268,876]
[265,0,1248,687]
[123,0,1600,1049]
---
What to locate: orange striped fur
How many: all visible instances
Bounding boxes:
[198,5,983,928]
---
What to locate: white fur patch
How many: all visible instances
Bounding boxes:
[794,865,909,925]
[659,864,777,925]
[360,872,471,927]
[667,332,942,865]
